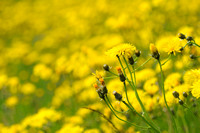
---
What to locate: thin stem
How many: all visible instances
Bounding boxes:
[181,116,189,133]
[182,43,188,49]
[122,100,158,132]
[123,82,160,133]
[82,107,120,133]
[132,65,136,88]
[108,71,118,76]
[105,95,128,114]
[124,57,160,132]
[103,76,118,79]
[135,57,152,71]
[193,42,200,47]
[117,56,127,78]
[123,57,146,114]
[158,60,178,133]
[104,98,149,129]
[162,54,172,66]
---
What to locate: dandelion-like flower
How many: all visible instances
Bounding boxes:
[157,36,185,55]
[184,69,200,85]
[92,70,102,80]
[106,43,136,58]
[192,80,200,99]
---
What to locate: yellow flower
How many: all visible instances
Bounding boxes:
[184,69,200,85]
[191,80,200,99]
[157,36,185,55]
[5,96,18,107]
[144,78,159,95]
[106,43,136,58]
[92,70,103,80]
[20,83,36,95]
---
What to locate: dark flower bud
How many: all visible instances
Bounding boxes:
[119,74,126,82]
[97,89,105,99]
[172,91,179,98]
[179,99,184,105]
[179,47,184,52]
[186,36,193,41]
[113,91,122,101]
[183,92,188,98]
[150,43,160,60]
[128,57,134,65]
[103,64,109,71]
[102,86,108,95]
[193,103,197,107]
[187,41,193,46]
[135,50,141,57]
[178,33,186,39]
[190,54,196,59]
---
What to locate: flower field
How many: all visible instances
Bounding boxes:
[0,0,200,132]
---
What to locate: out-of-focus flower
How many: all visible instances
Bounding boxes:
[20,83,36,95]
[5,96,18,108]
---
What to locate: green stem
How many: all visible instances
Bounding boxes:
[158,60,178,133]
[123,81,160,133]
[193,42,200,47]
[181,115,189,133]
[108,71,118,76]
[104,98,149,129]
[162,54,172,66]
[105,95,128,114]
[123,57,146,114]
[182,43,188,49]
[122,100,159,132]
[103,76,118,79]
[135,57,152,71]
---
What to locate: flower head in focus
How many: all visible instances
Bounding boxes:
[106,43,136,58]
[157,36,185,55]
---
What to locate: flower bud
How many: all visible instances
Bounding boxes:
[113,91,122,101]
[102,86,108,95]
[116,67,126,82]
[135,50,141,57]
[172,91,179,98]
[128,57,134,65]
[186,36,193,41]
[179,47,184,52]
[150,43,160,60]
[190,54,196,59]
[179,99,184,105]
[178,33,186,39]
[103,64,109,71]
[119,74,126,82]
[97,89,105,99]
[183,92,187,98]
